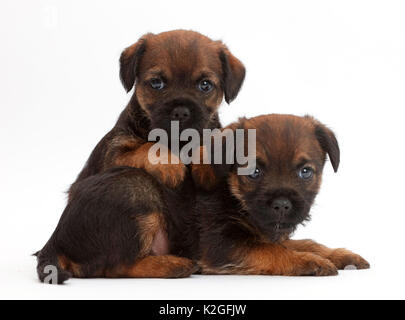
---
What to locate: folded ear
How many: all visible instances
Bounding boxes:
[119,37,148,92]
[219,45,246,104]
[314,122,340,172]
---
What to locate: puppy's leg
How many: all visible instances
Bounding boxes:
[115,142,186,188]
[201,243,338,276]
[191,146,218,190]
[106,255,197,278]
[106,210,197,278]
[282,239,370,270]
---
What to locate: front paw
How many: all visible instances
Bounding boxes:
[148,162,187,189]
[291,252,338,276]
[328,249,370,270]
[140,146,187,188]
[165,257,199,278]
[191,163,218,190]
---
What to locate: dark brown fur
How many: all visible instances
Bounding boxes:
[36,167,201,283]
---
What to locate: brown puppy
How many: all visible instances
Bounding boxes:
[71,30,245,192]
[197,114,370,276]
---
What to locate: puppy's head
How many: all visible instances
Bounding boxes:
[226,114,340,242]
[119,30,245,134]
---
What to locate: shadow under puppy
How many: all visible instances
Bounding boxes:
[36,114,369,283]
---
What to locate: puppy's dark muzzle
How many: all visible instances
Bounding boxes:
[165,97,200,120]
[245,188,310,242]
[264,189,308,227]
[149,97,209,133]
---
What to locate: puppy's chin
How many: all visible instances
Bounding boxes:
[246,206,311,243]
[259,222,298,243]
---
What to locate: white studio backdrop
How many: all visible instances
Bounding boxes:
[0,0,404,299]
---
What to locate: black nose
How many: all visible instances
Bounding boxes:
[270,198,292,216]
[171,106,190,122]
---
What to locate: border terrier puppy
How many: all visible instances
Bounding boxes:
[70,30,245,193]
[198,114,370,275]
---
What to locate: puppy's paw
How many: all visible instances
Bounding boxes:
[191,163,218,190]
[140,147,187,188]
[328,249,370,270]
[118,142,187,188]
[292,252,338,276]
[165,257,198,278]
[149,162,187,189]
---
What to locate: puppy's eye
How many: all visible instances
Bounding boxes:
[150,78,165,90]
[248,168,261,180]
[298,167,314,180]
[198,79,213,93]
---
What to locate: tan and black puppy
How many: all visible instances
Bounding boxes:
[198,114,370,276]
[72,30,245,192]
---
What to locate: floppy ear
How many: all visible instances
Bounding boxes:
[314,122,340,172]
[219,46,246,104]
[119,37,148,92]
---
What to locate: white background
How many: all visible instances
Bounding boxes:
[1,0,404,300]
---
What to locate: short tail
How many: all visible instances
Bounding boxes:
[35,243,71,285]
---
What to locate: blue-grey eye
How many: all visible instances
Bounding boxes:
[298,167,314,179]
[150,78,165,90]
[248,167,261,179]
[198,79,213,92]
